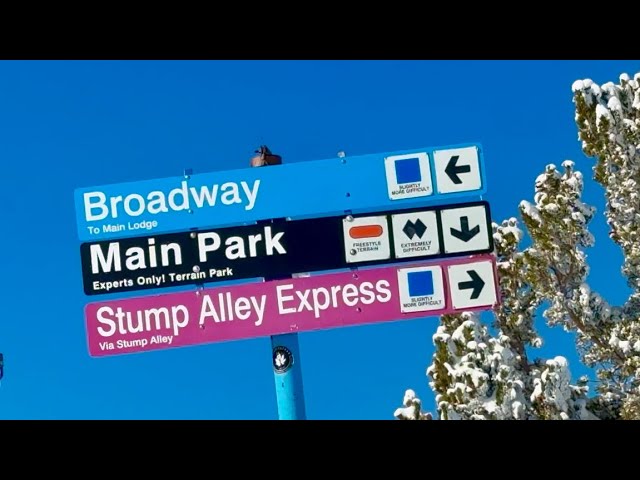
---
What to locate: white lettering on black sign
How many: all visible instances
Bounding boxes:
[80,200,494,296]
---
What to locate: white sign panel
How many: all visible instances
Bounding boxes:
[384,152,433,200]
[433,146,482,194]
[390,210,440,259]
[343,215,391,263]
[397,265,446,313]
[441,204,491,254]
[448,259,497,310]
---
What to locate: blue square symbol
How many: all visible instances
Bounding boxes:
[394,158,422,184]
[407,271,434,297]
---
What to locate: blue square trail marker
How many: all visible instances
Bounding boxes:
[394,157,422,184]
[407,270,435,297]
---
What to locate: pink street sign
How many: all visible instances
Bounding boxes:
[85,254,499,357]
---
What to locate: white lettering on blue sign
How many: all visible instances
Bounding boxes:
[83,179,261,221]
[74,143,485,242]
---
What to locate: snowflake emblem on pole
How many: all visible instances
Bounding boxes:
[273,346,293,373]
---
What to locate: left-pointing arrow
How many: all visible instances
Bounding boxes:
[458,270,485,299]
[444,155,471,184]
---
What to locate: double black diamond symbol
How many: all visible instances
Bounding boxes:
[403,219,427,240]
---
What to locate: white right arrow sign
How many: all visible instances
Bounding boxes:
[447,259,498,310]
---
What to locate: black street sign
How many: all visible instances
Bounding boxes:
[80,200,494,295]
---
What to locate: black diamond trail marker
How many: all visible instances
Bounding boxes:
[403,219,427,240]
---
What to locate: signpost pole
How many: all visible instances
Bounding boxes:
[270,331,306,420]
[251,146,307,421]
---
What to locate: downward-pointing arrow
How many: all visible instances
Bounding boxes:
[450,216,480,242]
[458,270,485,299]
[444,155,471,184]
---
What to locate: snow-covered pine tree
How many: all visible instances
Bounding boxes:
[396,72,640,420]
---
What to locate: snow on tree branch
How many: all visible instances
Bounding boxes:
[417,215,592,420]
[394,389,432,420]
[573,72,640,416]
[573,73,640,294]
[397,70,640,420]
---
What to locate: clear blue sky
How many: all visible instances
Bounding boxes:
[0,60,638,420]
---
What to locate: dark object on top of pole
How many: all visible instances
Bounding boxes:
[249,144,307,420]
[250,145,282,167]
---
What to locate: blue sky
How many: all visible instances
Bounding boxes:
[0,60,638,420]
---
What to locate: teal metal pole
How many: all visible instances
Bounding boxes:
[251,146,307,420]
[271,332,306,419]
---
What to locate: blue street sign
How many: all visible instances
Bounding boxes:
[74,142,486,242]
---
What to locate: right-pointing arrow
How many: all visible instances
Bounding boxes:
[444,155,471,184]
[458,270,485,299]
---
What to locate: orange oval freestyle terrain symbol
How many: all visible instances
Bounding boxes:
[349,225,384,239]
